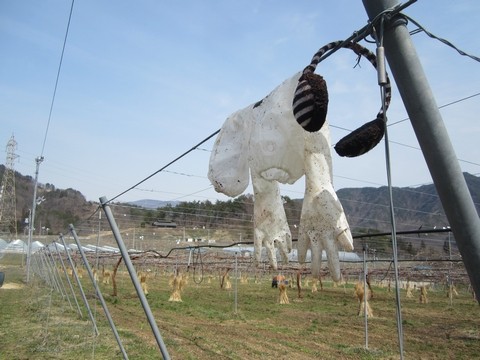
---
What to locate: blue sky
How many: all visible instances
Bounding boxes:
[1,0,479,203]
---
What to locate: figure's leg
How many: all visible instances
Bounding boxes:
[298,130,353,281]
[252,174,292,270]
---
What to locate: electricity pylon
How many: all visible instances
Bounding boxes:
[0,135,19,239]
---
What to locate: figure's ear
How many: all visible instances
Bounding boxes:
[292,72,328,132]
[295,40,392,156]
[334,117,385,157]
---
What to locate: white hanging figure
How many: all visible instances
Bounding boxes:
[208,71,352,281]
[208,41,390,281]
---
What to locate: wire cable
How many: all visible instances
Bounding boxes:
[372,15,405,358]
[107,129,220,204]
[41,0,75,157]
[389,92,480,127]
[405,14,480,63]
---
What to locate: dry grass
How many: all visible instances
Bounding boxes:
[1,255,479,359]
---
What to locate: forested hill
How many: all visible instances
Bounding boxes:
[337,172,480,232]
[0,165,98,235]
[1,164,479,235]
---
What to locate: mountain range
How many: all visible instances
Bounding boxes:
[0,164,479,236]
[337,172,480,232]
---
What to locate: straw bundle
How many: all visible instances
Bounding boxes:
[279,283,289,304]
[354,282,373,317]
[169,272,187,302]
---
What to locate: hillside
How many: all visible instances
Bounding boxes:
[337,172,480,232]
[0,165,98,236]
[1,164,479,237]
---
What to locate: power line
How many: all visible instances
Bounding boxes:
[40,0,76,157]
[388,92,480,127]
[406,14,480,63]
[107,129,220,204]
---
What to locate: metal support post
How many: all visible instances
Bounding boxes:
[34,251,46,283]
[39,250,56,290]
[100,196,171,360]
[59,234,99,335]
[362,0,480,302]
[47,247,69,298]
[43,250,57,290]
[69,224,129,360]
[363,246,369,350]
[53,241,81,316]
[26,156,43,283]
[31,250,43,281]
[234,251,238,314]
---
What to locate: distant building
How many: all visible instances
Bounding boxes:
[151,221,177,228]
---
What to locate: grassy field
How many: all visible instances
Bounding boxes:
[1,254,479,359]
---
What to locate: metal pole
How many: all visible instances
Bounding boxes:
[26,156,44,283]
[45,247,68,299]
[362,0,480,303]
[29,250,39,279]
[448,230,452,261]
[44,249,59,292]
[53,241,82,316]
[69,225,129,360]
[446,228,453,305]
[100,196,171,360]
[39,250,57,290]
[49,247,68,297]
[234,251,238,314]
[59,234,99,335]
[35,250,47,284]
[31,249,44,281]
[363,247,368,350]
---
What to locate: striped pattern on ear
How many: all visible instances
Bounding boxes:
[292,40,392,157]
[292,72,328,132]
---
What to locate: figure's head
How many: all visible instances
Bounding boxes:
[207,106,252,197]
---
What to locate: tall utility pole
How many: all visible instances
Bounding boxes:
[362,0,480,302]
[26,156,44,283]
[0,135,19,239]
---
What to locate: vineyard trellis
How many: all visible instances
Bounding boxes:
[5,0,480,359]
